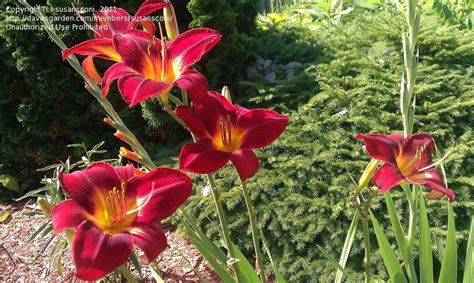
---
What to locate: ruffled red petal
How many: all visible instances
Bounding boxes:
[131,224,168,263]
[231,149,260,181]
[402,133,435,169]
[95,8,131,38]
[238,109,288,149]
[62,38,120,61]
[114,165,136,182]
[118,75,172,106]
[179,138,232,175]
[134,0,168,19]
[372,163,405,193]
[174,70,208,104]
[113,30,159,75]
[174,106,209,139]
[58,162,121,213]
[51,200,88,233]
[194,91,236,136]
[101,62,137,96]
[127,167,192,224]
[355,133,404,165]
[168,28,221,70]
[407,169,455,201]
[82,56,102,83]
[73,221,133,281]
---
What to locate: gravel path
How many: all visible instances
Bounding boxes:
[0,200,219,282]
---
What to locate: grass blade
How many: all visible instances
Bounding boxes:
[384,192,417,282]
[439,202,457,283]
[369,210,407,282]
[316,245,347,276]
[260,227,287,283]
[419,195,434,283]
[335,209,359,283]
[463,216,474,283]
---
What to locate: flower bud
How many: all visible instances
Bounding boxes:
[113,130,127,143]
[37,198,54,218]
[221,86,232,103]
[358,159,379,190]
[119,147,141,164]
[103,117,114,127]
[164,2,179,40]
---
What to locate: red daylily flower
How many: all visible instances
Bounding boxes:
[175,92,288,181]
[355,133,455,201]
[62,2,167,82]
[51,163,192,280]
[102,28,221,106]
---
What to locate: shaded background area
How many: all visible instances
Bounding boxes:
[0,0,472,281]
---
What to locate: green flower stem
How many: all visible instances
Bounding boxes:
[360,208,371,283]
[240,179,266,282]
[207,174,243,282]
[117,264,138,283]
[400,0,421,137]
[407,185,420,252]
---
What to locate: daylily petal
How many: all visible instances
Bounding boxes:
[137,19,156,35]
[231,149,260,181]
[372,163,405,193]
[131,224,167,264]
[118,75,173,107]
[127,167,192,224]
[238,109,288,149]
[175,106,210,139]
[114,165,136,182]
[95,8,131,38]
[51,200,88,233]
[58,162,121,213]
[73,221,133,281]
[355,133,404,165]
[134,0,168,19]
[113,30,159,75]
[408,169,455,201]
[101,62,137,96]
[62,38,120,61]
[402,133,435,169]
[82,56,102,83]
[174,70,208,104]
[179,138,232,174]
[194,91,235,136]
[168,28,222,69]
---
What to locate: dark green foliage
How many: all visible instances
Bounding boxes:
[185,10,474,281]
[187,0,255,89]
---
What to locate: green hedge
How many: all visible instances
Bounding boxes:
[185,10,474,281]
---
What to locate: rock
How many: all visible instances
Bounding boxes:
[334,108,348,116]
[286,69,295,79]
[246,66,263,81]
[284,61,302,70]
[264,72,276,83]
[264,59,272,69]
[256,56,265,66]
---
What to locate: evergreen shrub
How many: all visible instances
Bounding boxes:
[185,10,474,281]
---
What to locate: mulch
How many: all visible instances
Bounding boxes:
[0,200,220,282]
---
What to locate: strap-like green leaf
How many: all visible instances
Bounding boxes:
[369,210,407,282]
[385,192,417,282]
[439,202,457,283]
[463,216,474,283]
[335,209,359,283]
[260,227,287,283]
[419,195,434,283]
